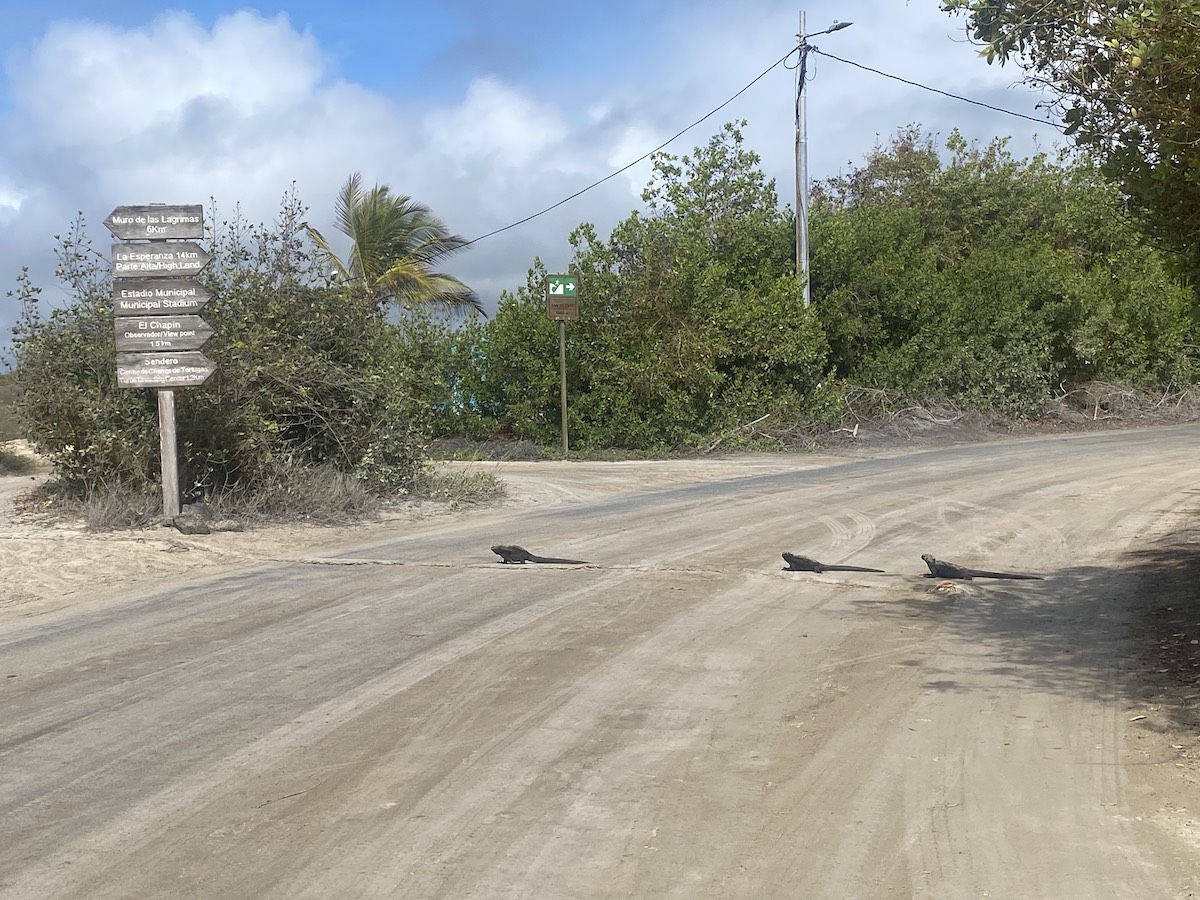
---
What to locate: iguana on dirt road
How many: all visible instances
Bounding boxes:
[920,553,1043,581]
[491,545,590,565]
[782,552,885,573]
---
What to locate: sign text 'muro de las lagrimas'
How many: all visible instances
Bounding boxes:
[103,204,204,240]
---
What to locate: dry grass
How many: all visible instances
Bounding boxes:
[0,376,18,442]
[0,442,38,476]
[15,457,507,532]
[411,468,506,505]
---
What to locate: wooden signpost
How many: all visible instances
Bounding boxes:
[106,203,214,518]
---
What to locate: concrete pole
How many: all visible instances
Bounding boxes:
[795,10,810,308]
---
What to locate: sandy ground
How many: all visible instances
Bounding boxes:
[3,428,1200,898]
[0,451,826,620]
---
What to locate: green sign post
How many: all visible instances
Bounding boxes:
[545,275,579,320]
[545,274,580,454]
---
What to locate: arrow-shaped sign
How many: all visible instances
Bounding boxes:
[114,315,214,352]
[112,243,212,278]
[104,204,204,240]
[116,351,216,389]
[112,278,211,315]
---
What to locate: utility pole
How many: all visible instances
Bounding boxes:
[795,14,853,308]
[795,10,809,307]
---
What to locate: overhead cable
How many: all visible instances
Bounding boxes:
[466,44,1063,246]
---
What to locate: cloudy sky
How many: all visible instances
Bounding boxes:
[0,1,1060,346]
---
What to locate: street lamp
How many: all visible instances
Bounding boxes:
[796,15,852,307]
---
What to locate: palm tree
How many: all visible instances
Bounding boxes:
[305,173,484,315]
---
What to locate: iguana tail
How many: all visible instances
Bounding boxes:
[783,552,884,573]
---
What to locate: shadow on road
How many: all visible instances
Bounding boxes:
[844,527,1200,736]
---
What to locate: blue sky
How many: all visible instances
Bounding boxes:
[0,1,1058,343]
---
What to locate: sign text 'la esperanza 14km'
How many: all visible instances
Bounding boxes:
[111,243,212,278]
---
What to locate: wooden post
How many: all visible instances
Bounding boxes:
[558,319,569,456]
[157,388,181,518]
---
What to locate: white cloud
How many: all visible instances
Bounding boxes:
[0,181,22,220]
[425,76,565,172]
[0,2,1059,346]
[15,12,324,149]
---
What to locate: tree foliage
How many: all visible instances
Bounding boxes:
[943,0,1200,292]
[811,126,1196,414]
[304,172,484,314]
[447,123,836,450]
[412,122,1196,443]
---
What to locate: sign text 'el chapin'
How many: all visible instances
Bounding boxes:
[114,315,214,352]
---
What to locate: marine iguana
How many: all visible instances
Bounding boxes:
[920,553,1043,581]
[491,544,590,565]
[782,552,885,573]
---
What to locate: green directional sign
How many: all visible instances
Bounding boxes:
[545,274,579,321]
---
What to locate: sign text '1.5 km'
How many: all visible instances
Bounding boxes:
[114,315,214,352]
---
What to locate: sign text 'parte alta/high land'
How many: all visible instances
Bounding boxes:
[111,243,211,278]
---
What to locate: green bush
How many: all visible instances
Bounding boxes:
[10,192,427,503]
[450,124,835,450]
[0,372,19,441]
[810,127,1198,415]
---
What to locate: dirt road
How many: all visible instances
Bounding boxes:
[2,427,1200,898]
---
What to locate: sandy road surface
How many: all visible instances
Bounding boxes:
[2,427,1200,898]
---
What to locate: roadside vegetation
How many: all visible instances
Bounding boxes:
[0,443,37,476]
[5,113,1198,526]
[0,371,19,442]
[944,0,1200,294]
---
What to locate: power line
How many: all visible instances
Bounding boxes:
[465,43,1066,247]
[463,45,802,247]
[810,48,1064,131]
